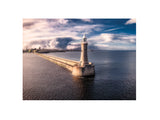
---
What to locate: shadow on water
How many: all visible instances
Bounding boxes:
[72,76,95,100]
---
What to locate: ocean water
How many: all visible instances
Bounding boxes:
[23,50,136,100]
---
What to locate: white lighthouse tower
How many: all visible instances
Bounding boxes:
[72,34,95,77]
[80,34,88,66]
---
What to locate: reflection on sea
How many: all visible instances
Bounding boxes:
[72,76,95,100]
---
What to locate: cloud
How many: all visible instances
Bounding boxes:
[27,37,75,50]
[89,33,113,44]
[53,37,74,49]
[130,39,136,43]
[81,19,92,22]
[125,18,136,25]
[56,19,69,24]
[23,19,103,49]
[88,33,136,50]
[28,39,51,48]
[104,27,123,32]
[66,43,81,50]
[23,19,136,50]
[23,19,38,30]
[94,44,109,49]
[72,24,102,33]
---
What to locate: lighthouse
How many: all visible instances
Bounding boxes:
[72,34,95,77]
[80,34,88,66]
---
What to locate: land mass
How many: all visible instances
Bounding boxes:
[23,48,83,53]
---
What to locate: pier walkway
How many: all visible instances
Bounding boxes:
[35,53,80,71]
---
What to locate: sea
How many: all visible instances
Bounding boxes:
[23,50,136,100]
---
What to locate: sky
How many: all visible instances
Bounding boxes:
[23,18,136,50]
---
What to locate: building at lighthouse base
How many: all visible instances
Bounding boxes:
[72,63,95,77]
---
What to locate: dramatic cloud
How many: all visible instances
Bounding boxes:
[105,27,123,32]
[88,33,136,50]
[23,19,102,49]
[125,18,136,25]
[66,43,81,50]
[23,19,136,50]
[81,19,92,22]
[23,19,80,49]
[89,33,113,44]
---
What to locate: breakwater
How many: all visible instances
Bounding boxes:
[35,53,79,71]
[35,53,95,77]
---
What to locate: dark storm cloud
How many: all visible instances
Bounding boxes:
[53,37,74,49]
[23,22,35,29]
[27,37,75,49]
[23,19,37,29]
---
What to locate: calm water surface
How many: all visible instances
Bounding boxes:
[23,50,136,100]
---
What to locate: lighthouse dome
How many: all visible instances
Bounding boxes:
[82,34,87,42]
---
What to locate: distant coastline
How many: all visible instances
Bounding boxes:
[23,48,136,53]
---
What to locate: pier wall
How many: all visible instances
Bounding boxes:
[35,53,79,71]
[35,53,95,77]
